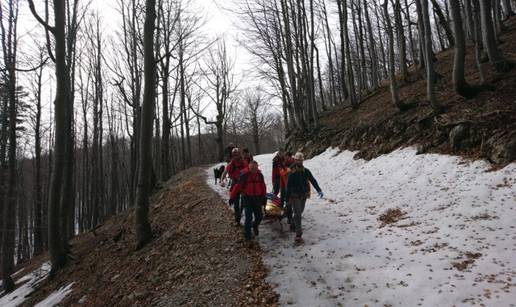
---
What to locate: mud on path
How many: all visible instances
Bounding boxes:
[21,167,277,306]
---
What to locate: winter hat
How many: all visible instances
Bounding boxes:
[294,152,304,161]
[232,147,240,154]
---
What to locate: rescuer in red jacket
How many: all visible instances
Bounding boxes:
[220,148,249,226]
[272,150,284,195]
[239,160,266,243]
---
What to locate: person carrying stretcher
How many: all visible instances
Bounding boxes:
[220,148,249,226]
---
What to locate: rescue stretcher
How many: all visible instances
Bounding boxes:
[263,193,283,219]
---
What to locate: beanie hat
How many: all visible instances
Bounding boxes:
[294,152,304,161]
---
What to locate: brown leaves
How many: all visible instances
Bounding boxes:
[378,208,407,227]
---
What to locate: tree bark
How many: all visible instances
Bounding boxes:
[450,0,476,97]
[33,53,44,256]
[479,0,512,71]
[383,0,405,111]
[394,0,409,82]
[420,0,444,113]
[472,0,486,83]
[503,0,515,18]
[364,0,379,90]
[135,0,156,250]
[430,0,455,47]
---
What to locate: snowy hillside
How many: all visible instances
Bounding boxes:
[0,261,74,307]
[207,148,516,306]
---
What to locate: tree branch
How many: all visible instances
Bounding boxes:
[27,0,56,34]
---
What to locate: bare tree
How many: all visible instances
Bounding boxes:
[430,0,455,47]
[383,0,407,111]
[449,0,477,98]
[394,0,408,82]
[28,0,70,275]
[478,0,513,71]
[242,88,272,155]
[419,0,444,114]
[471,0,486,83]
[194,40,237,162]
[135,0,156,249]
[0,0,19,292]
[337,0,357,108]
[363,0,379,90]
[29,48,47,256]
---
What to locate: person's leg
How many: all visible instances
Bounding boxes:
[234,193,242,224]
[292,197,306,237]
[273,176,280,195]
[292,197,302,234]
[279,187,286,208]
[243,197,253,241]
[253,197,263,236]
[285,197,293,227]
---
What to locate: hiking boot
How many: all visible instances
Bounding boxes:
[294,235,302,242]
[253,224,259,236]
[245,240,255,249]
[234,221,241,227]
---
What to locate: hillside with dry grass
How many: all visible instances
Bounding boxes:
[288,17,516,166]
[8,169,277,307]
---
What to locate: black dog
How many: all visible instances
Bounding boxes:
[213,165,225,184]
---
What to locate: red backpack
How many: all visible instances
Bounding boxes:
[240,170,266,197]
[227,159,248,181]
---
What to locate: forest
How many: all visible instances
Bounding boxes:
[0,0,515,305]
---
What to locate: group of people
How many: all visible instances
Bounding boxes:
[219,145,323,245]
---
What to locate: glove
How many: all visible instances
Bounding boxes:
[318,191,324,199]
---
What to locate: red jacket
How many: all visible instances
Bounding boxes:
[239,169,266,197]
[279,167,289,189]
[226,158,248,181]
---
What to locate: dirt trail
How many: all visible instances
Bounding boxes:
[20,167,277,306]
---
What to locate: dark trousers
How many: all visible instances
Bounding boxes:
[291,196,307,236]
[231,192,242,223]
[279,187,286,207]
[243,196,264,240]
[273,176,280,195]
[280,187,293,223]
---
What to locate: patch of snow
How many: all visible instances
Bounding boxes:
[34,282,74,307]
[207,148,516,306]
[0,262,51,307]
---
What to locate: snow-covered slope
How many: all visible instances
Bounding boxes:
[0,262,74,307]
[207,148,516,306]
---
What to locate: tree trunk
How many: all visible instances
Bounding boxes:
[450,0,475,97]
[342,0,357,108]
[464,0,475,39]
[336,0,349,103]
[394,0,409,82]
[430,0,455,47]
[364,0,379,90]
[383,0,405,111]
[33,57,44,256]
[421,0,444,114]
[479,0,512,71]
[1,41,17,295]
[374,2,389,78]
[160,66,170,181]
[135,0,156,250]
[472,0,486,83]
[404,0,418,65]
[503,0,515,18]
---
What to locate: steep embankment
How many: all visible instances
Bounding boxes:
[288,17,516,165]
[1,168,277,306]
